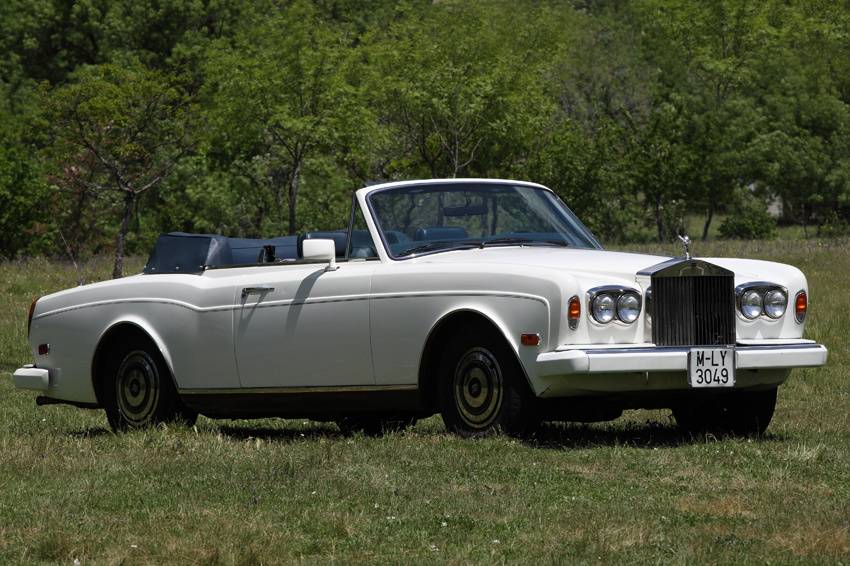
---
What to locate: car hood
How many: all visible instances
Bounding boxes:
[414,246,790,283]
[415,247,669,280]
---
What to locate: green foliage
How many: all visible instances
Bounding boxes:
[203,0,358,235]
[818,211,849,238]
[0,123,50,257]
[40,62,191,275]
[1,0,850,256]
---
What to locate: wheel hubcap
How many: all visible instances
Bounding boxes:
[116,351,160,427]
[453,347,503,429]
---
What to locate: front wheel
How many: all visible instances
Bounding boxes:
[672,388,777,437]
[103,344,196,432]
[438,326,534,437]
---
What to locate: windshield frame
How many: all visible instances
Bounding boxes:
[364,181,603,260]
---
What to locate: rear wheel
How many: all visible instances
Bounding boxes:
[672,388,777,437]
[102,342,196,432]
[438,324,534,437]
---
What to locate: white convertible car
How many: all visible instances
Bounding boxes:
[14,179,827,436]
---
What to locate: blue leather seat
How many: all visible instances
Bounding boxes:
[227,236,298,264]
[384,230,410,244]
[413,226,469,241]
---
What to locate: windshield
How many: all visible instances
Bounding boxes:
[367,182,602,259]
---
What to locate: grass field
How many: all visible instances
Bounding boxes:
[1,240,848,564]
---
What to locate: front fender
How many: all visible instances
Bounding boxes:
[417,296,553,396]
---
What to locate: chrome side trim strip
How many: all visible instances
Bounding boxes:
[178,384,419,395]
[36,290,548,320]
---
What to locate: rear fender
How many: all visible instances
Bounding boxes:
[92,316,176,383]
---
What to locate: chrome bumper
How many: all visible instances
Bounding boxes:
[12,365,50,391]
[537,342,828,377]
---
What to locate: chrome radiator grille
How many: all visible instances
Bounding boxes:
[650,265,736,346]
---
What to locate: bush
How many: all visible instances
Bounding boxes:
[818,210,849,237]
[718,194,778,240]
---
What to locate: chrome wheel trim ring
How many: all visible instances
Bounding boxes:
[453,347,503,429]
[116,351,160,427]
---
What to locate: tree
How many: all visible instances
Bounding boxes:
[364,2,533,179]
[528,7,660,242]
[43,62,191,277]
[204,0,354,236]
[746,2,850,233]
[634,0,772,240]
[0,94,50,257]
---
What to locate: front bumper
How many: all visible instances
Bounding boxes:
[537,341,828,377]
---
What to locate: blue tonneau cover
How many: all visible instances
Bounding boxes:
[143,232,299,274]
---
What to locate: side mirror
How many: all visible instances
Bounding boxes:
[302,239,339,271]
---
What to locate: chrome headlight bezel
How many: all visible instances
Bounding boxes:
[587,286,642,325]
[617,292,641,324]
[591,293,616,324]
[740,289,763,320]
[735,282,788,321]
[763,289,788,319]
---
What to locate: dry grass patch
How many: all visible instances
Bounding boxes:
[676,495,756,519]
[768,524,850,558]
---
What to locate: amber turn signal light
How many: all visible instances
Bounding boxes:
[568,295,581,330]
[795,290,807,323]
[521,333,540,346]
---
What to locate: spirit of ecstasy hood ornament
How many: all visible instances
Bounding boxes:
[677,234,691,260]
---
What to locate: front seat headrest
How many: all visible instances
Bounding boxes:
[413,226,469,241]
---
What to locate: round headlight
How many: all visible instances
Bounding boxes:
[764,289,787,319]
[591,294,616,324]
[740,289,763,319]
[617,293,641,324]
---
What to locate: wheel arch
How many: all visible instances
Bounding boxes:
[417,308,533,412]
[90,319,176,405]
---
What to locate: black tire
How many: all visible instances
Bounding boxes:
[102,342,197,432]
[336,416,417,437]
[438,324,535,437]
[672,388,777,437]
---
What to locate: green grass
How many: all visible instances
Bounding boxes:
[1,241,848,564]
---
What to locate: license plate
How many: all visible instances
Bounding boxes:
[688,347,735,387]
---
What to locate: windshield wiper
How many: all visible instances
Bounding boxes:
[479,237,570,248]
[397,237,569,257]
[396,241,478,257]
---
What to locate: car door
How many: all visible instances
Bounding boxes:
[233,261,376,388]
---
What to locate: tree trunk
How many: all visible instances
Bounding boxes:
[655,196,665,243]
[701,203,715,242]
[801,204,809,238]
[288,162,300,236]
[68,188,89,259]
[113,192,135,279]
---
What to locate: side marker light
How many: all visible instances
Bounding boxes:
[568,295,581,330]
[795,291,807,323]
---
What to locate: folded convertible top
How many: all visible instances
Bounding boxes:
[143,232,299,274]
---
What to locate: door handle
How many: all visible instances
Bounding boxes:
[241,286,275,299]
